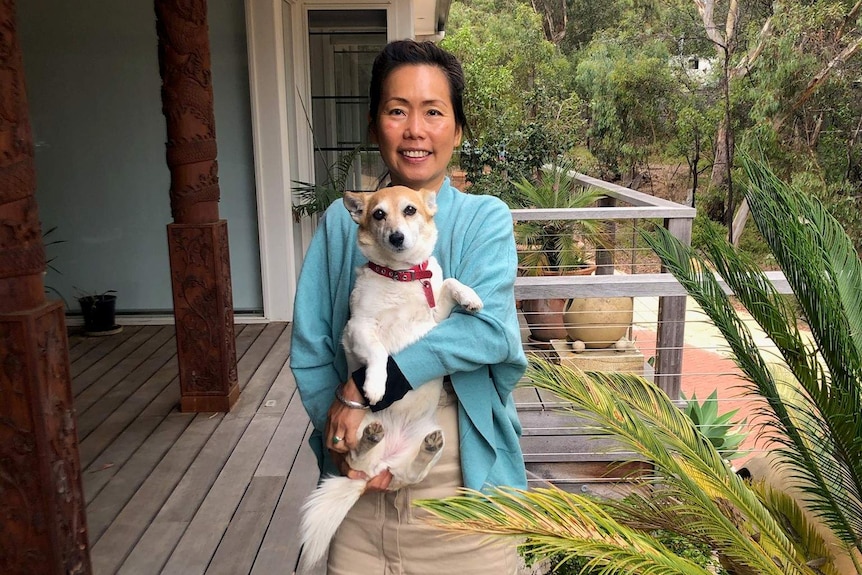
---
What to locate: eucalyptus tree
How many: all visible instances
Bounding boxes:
[442,0,583,193]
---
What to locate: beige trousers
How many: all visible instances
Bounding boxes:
[326,385,519,575]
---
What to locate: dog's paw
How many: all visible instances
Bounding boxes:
[362,421,385,444]
[422,429,444,454]
[455,286,483,312]
[363,367,386,405]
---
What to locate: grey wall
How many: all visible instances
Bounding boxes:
[19,0,262,314]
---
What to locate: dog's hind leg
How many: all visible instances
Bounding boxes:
[357,420,385,454]
[349,420,386,473]
[401,429,445,484]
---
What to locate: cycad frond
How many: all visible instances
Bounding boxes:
[524,359,811,574]
[291,146,363,220]
[741,156,862,382]
[417,486,716,575]
[643,156,862,557]
[751,479,844,575]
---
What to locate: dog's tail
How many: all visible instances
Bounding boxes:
[299,475,367,569]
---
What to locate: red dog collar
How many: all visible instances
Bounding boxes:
[367,261,435,308]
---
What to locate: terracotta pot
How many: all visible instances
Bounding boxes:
[520,264,597,342]
[564,296,634,349]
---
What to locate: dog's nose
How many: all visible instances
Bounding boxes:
[388,231,404,248]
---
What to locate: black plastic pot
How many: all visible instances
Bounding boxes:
[78,294,118,334]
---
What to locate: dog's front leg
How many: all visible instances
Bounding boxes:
[342,320,389,404]
[434,279,484,323]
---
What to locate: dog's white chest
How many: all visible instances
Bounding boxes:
[347,258,443,356]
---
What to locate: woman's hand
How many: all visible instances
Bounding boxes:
[329,450,393,492]
[326,378,394,492]
[325,378,367,452]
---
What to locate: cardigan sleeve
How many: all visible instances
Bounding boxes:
[392,194,527,397]
[289,202,353,434]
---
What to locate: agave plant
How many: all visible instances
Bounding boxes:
[682,389,748,461]
[416,156,862,574]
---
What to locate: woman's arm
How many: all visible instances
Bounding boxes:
[289,203,353,434]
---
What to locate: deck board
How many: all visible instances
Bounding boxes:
[74,326,175,415]
[160,413,284,575]
[252,427,318,575]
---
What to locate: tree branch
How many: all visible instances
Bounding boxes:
[731,17,773,80]
[837,0,862,42]
[773,34,862,131]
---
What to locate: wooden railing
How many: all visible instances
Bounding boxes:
[512,172,695,401]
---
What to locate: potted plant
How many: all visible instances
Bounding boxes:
[291,146,362,221]
[512,161,606,343]
[76,289,121,336]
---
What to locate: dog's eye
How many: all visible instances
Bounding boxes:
[403,205,416,216]
[372,209,386,221]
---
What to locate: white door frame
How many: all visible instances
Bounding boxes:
[244,0,415,321]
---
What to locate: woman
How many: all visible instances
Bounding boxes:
[290,39,527,574]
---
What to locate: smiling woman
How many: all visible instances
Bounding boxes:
[291,39,527,575]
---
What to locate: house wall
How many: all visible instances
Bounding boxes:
[19,0,263,314]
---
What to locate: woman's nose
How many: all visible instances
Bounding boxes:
[404,115,425,138]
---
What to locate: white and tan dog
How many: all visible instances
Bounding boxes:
[299,186,483,569]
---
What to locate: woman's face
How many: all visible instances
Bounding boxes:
[371,64,462,192]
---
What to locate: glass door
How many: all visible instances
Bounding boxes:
[308,9,388,191]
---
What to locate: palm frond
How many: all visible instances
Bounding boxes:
[741,154,862,380]
[642,155,862,555]
[417,487,717,575]
[521,359,812,574]
[291,147,364,221]
[751,479,845,575]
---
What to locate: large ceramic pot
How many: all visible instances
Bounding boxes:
[564,296,634,349]
[521,264,597,343]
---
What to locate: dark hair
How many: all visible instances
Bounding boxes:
[368,40,469,133]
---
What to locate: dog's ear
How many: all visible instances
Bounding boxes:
[343,191,367,223]
[421,189,438,216]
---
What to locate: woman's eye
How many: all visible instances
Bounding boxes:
[403,205,416,216]
[373,209,386,220]
[427,109,442,116]
[388,108,406,116]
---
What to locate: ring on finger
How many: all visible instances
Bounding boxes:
[332,435,342,445]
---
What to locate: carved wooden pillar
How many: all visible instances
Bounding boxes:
[0,2,92,573]
[155,0,239,412]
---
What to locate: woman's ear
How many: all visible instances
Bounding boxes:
[454,124,463,147]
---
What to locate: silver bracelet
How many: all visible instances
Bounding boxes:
[335,383,370,410]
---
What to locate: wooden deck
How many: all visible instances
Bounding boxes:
[72,323,317,575]
[71,321,645,574]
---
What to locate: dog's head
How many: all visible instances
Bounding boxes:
[343,186,438,267]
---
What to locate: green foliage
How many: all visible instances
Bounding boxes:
[646,155,862,563]
[415,157,862,574]
[511,162,606,274]
[574,35,677,179]
[443,1,585,195]
[681,389,748,461]
[291,147,361,220]
[546,529,727,575]
[691,213,727,252]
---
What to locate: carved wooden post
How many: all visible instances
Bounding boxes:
[155,0,239,412]
[0,2,92,573]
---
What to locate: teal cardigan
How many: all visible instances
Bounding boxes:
[289,178,528,491]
